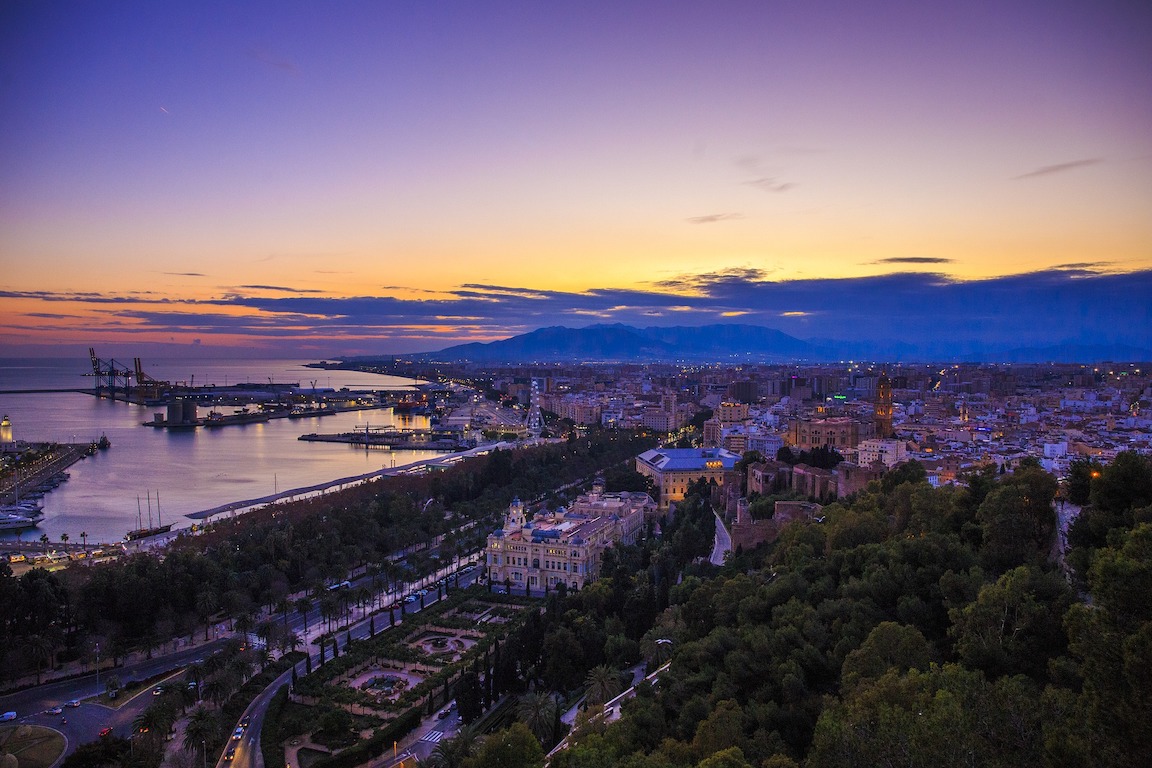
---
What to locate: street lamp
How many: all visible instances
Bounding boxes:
[95,643,100,698]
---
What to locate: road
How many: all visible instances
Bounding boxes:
[709,510,731,565]
[0,640,229,718]
[223,564,484,768]
[1,557,481,768]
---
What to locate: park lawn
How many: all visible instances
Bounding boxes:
[0,724,67,768]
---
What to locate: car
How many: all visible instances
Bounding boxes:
[99,727,113,737]
[46,706,63,715]
[152,687,164,696]
[65,699,80,708]
[224,746,237,761]
[238,716,250,728]
[1,712,16,722]
[437,709,450,720]
[231,727,245,740]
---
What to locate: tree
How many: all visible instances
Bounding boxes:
[469,722,545,768]
[455,670,483,724]
[26,633,55,684]
[1090,451,1152,516]
[429,723,480,768]
[1066,457,1103,506]
[517,690,559,745]
[976,468,1057,573]
[295,597,312,634]
[949,565,1073,680]
[182,706,218,759]
[195,591,218,641]
[841,622,932,691]
[584,665,623,706]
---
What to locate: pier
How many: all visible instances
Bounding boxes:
[298,429,466,450]
[0,442,102,505]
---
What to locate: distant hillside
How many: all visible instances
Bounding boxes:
[408,323,818,362]
[398,323,1152,364]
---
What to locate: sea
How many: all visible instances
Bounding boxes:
[0,357,442,545]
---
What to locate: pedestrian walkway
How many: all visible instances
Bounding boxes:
[419,731,443,743]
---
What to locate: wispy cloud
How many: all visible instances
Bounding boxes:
[247,47,299,76]
[872,257,955,265]
[686,213,743,224]
[234,285,324,294]
[1013,158,1101,180]
[163,272,207,277]
[745,177,795,192]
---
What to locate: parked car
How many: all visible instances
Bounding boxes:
[437,709,450,720]
[65,699,80,708]
[99,727,113,737]
[46,706,63,715]
[1,712,16,722]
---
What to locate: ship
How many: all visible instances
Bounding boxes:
[125,491,173,541]
[0,510,42,531]
[0,501,44,532]
[202,408,271,427]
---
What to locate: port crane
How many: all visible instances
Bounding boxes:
[86,348,134,398]
[86,349,173,401]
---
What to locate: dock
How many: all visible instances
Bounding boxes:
[0,442,103,504]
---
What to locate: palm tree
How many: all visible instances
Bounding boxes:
[428,723,480,768]
[295,597,312,634]
[276,597,291,630]
[26,633,55,684]
[235,612,254,640]
[183,706,219,759]
[203,674,236,709]
[195,591,218,641]
[60,532,69,546]
[584,665,622,706]
[79,531,88,550]
[134,702,176,743]
[39,533,49,547]
[517,691,558,745]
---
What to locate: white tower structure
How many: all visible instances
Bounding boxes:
[527,379,543,438]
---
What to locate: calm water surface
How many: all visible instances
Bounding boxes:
[0,358,440,544]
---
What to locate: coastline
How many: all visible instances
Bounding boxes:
[122,440,516,552]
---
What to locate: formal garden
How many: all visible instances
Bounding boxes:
[266,585,535,763]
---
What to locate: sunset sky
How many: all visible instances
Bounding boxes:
[2,1,1150,358]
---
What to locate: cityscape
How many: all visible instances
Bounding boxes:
[2,2,1151,768]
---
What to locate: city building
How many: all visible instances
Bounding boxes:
[786,416,875,450]
[635,446,742,507]
[856,438,909,468]
[484,480,655,590]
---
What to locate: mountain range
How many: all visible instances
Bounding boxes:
[395,324,1152,364]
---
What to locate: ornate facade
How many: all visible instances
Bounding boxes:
[484,480,655,591]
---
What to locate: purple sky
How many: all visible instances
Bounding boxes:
[1,1,1149,357]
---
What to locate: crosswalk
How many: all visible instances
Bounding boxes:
[420,731,443,743]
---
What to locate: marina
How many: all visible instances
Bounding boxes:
[0,357,440,544]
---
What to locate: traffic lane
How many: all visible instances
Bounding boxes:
[220,669,293,768]
[23,700,113,756]
[0,639,229,716]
